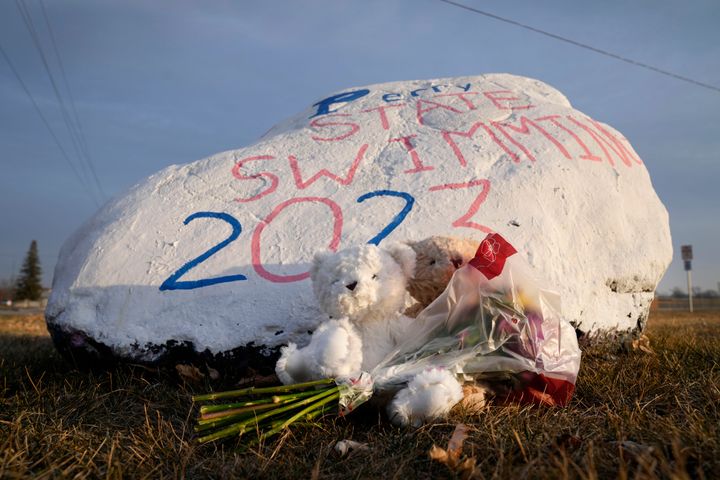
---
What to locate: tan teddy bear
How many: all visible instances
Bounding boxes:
[404,235,489,414]
[404,236,481,318]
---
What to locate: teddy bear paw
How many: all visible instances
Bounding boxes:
[387,368,464,427]
[275,343,302,385]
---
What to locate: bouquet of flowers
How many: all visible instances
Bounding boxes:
[192,233,581,443]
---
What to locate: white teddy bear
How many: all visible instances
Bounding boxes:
[275,243,464,427]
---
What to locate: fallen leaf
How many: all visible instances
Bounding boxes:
[447,423,469,461]
[458,458,478,480]
[610,440,656,459]
[207,366,220,380]
[334,439,370,457]
[429,445,449,463]
[633,335,654,354]
[176,364,204,383]
[620,334,654,355]
[554,433,583,451]
[429,424,479,479]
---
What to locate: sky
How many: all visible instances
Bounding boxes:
[0,0,718,295]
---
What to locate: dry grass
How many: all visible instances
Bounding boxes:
[1,310,718,479]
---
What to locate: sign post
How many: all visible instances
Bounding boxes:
[681,245,693,313]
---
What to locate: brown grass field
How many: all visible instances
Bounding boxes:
[1,311,718,479]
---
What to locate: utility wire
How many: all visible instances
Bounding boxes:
[0,41,97,205]
[15,0,103,204]
[15,0,102,203]
[15,0,91,187]
[39,0,107,199]
[437,0,720,94]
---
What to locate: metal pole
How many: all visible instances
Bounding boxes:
[687,270,693,313]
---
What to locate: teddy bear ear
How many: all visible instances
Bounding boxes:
[384,242,416,279]
[310,250,333,282]
[403,239,420,251]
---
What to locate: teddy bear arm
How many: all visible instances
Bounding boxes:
[307,319,363,379]
[453,383,489,414]
[389,314,417,347]
[276,322,361,383]
[403,302,425,318]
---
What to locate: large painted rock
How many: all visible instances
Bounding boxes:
[46,74,672,369]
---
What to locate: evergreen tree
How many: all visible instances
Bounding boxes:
[14,240,43,301]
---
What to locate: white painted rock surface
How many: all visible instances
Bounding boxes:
[46,74,672,366]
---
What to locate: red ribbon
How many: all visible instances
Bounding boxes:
[468,233,517,280]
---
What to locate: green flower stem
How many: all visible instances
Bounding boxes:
[196,389,337,429]
[305,402,332,420]
[244,397,335,448]
[199,390,321,414]
[264,401,330,431]
[196,408,301,434]
[260,390,340,441]
[197,386,339,444]
[195,412,257,433]
[200,402,285,421]
[192,378,335,403]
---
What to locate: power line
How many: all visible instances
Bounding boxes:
[0,41,98,204]
[15,0,104,204]
[437,0,720,94]
[39,0,107,200]
[14,0,92,189]
[15,0,102,203]
[13,0,98,203]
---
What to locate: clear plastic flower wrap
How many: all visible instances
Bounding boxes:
[191,233,582,443]
[339,233,582,414]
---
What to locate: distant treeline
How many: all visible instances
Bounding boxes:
[662,287,720,299]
